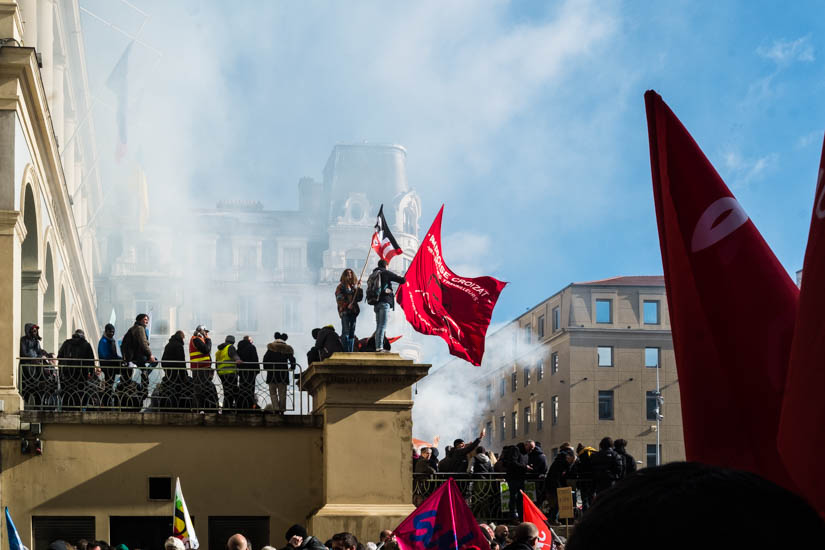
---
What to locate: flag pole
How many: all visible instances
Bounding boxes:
[357,240,374,287]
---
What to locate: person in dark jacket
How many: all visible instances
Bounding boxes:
[58,329,96,410]
[415,447,437,474]
[282,524,326,550]
[472,446,494,473]
[122,314,156,393]
[428,447,440,471]
[370,259,405,352]
[572,443,597,511]
[545,448,576,524]
[503,443,532,519]
[502,522,539,550]
[591,436,623,495]
[614,438,637,479]
[263,332,295,413]
[306,328,322,365]
[525,440,549,505]
[335,268,363,352]
[236,335,261,411]
[20,323,52,407]
[160,331,191,409]
[315,325,344,360]
[440,430,485,472]
[355,332,391,352]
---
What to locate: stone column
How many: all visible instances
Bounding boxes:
[21,269,43,332]
[42,310,58,355]
[303,353,430,540]
[0,210,26,414]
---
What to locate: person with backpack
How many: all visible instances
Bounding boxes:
[366,259,405,353]
[335,268,363,352]
[613,438,637,479]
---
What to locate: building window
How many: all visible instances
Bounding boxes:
[238,296,258,331]
[512,371,517,392]
[524,367,530,387]
[598,346,613,367]
[404,206,416,234]
[537,401,544,431]
[644,300,660,324]
[552,395,559,425]
[537,359,544,381]
[486,384,492,402]
[596,299,613,323]
[284,247,303,269]
[511,411,518,438]
[238,246,257,268]
[598,390,614,420]
[537,315,545,339]
[551,352,559,374]
[646,444,662,467]
[645,347,660,368]
[33,517,95,550]
[646,391,659,421]
[262,240,278,268]
[524,323,532,345]
[524,406,531,434]
[500,377,506,397]
[283,296,301,331]
[552,307,560,332]
[486,421,492,446]
[499,415,506,442]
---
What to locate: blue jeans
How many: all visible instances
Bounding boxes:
[374,302,391,350]
[341,311,357,352]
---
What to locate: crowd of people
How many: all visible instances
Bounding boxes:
[18,264,407,413]
[412,432,639,524]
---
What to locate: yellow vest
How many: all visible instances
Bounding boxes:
[215,345,236,374]
[189,336,211,367]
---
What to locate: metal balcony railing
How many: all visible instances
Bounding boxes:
[17,358,307,415]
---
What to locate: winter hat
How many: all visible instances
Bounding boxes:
[164,537,186,550]
[285,524,308,542]
[225,335,236,344]
[311,328,321,339]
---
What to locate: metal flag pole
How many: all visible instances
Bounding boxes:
[357,236,374,287]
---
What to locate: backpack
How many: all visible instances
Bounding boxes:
[120,328,134,362]
[366,270,384,305]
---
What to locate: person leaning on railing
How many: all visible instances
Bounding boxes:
[57,329,96,410]
[236,335,261,412]
[216,335,242,410]
[160,330,194,410]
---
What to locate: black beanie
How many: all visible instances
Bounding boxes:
[286,524,308,542]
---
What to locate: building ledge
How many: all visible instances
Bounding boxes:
[20,410,323,428]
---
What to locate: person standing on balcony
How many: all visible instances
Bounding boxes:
[263,332,295,413]
[237,335,261,411]
[57,329,96,410]
[122,314,156,394]
[216,335,242,411]
[190,325,216,411]
[368,259,405,352]
[335,268,363,352]
[97,323,121,408]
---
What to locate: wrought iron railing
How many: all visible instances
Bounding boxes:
[413,473,547,523]
[17,358,307,414]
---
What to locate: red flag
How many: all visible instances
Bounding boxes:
[778,135,825,515]
[394,478,489,550]
[396,206,506,366]
[645,90,798,488]
[521,491,553,550]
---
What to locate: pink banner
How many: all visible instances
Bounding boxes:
[394,478,489,550]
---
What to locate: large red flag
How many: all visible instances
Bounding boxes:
[521,491,553,550]
[394,478,489,550]
[778,135,825,515]
[396,206,506,366]
[645,91,798,488]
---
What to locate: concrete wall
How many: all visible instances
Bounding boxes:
[1,420,323,549]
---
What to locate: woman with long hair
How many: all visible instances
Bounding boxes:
[335,268,363,351]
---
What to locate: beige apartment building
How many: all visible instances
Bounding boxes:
[476,276,685,467]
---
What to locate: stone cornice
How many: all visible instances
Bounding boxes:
[0,208,25,240]
[21,410,324,428]
[301,353,431,395]
[0,3,24,43]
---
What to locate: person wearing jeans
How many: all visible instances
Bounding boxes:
[371,259,405,351]
[335,269,362,352]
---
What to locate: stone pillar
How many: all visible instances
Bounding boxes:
[0,210,26,413]
[42,310,58,355]
[303,353,430,540]
[21,269,43,333]
[19,0,38,47]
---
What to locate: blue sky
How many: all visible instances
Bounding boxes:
[80,0,825,325]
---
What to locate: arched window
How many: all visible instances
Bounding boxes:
[403,206,416,234]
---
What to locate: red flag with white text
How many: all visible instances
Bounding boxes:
[645,90,798,489]
[394,478,489,550]
[521,491,553,550]
[778,135,825,516]
[396,206,506,366]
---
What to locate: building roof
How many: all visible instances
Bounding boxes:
[575,275,665,287]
